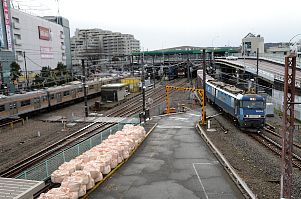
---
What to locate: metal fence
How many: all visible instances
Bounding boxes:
[15,114,140,181]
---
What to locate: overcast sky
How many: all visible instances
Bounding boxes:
[12,0,301,50]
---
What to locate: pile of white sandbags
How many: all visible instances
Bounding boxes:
[39,124,146,199]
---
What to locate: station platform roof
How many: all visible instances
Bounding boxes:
[0,177,44,199]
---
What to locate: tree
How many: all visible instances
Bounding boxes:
[55,62,67,76]
[10,61,22,81]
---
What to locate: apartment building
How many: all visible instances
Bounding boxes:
[71,29,140,67]
[70,29,112,66]
[103,33,140,57]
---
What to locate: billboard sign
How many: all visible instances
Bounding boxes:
[0,10,4,48]
[38,26,50,40]
[2,0,12,51]
[40,46,54,59]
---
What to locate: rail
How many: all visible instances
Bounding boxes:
[15,115,139,181]
[196,123,257,199]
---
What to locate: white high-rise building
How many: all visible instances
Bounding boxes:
[11,9,68,72]
[71,29,140,67]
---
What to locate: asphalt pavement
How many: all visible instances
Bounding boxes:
[89,110,244,199]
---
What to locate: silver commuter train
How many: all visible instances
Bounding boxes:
[0,76,119,120]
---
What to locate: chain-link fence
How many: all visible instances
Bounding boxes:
[16,115,139,181]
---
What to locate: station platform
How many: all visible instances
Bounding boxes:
[88,111,244,199]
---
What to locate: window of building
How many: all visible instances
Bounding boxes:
[14,34,21,40]
[63,91,70,96]
[0,105,5,112]
[21,100,31,107]
[12,17,19,23]
[16,51,22,56]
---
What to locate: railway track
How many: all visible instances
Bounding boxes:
[0,78,188,178]
[245,122,301,170]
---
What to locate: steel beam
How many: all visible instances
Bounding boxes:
[281,54,296,199]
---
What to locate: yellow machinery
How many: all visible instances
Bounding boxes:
[165,85,205,125]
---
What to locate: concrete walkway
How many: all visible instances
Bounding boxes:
[89,111,244,199]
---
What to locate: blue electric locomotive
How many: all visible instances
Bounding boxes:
[206,80,266,132]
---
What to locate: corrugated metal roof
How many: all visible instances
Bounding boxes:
[0,177,44,199]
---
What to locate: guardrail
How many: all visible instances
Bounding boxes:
[15,114,140,181]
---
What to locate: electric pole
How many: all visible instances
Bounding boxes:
[82,59,88,117]
[202,49,206,106]
[141,55,146,122]
[23,51,29,90]
[280,54,296,199]
[256,48,259,94]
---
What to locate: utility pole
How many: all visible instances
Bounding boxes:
[152,55,155,88]
[280,54,296,199]
[256,48,259,94]
[82,59,88,117]
[141,55,146,122]
[187,59,191,84]
[202,49,206,106]
[23,51,29,90]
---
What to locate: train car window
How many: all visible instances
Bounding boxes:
[0,105,5,112]
[78,88,83,92]
[89,85,94,90]
[21,100,31,107]
[50,94,55,99]
[63,91,70,96]
[43,96,48,101]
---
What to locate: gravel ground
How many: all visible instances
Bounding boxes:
[0,80,189,173]
[204,104,301,198]
[0,96,102,172]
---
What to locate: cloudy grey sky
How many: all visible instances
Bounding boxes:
[12,0,301,50]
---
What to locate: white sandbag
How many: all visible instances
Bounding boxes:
[103,164,111,175]
[76,154,90,164]
[117,154,123,163]
[69,191,79,199]
[83,151,100,161]
[69,159,83,170]
[86,178,95,190]
[61,176,82,192]
[90,160,105,173]
[111,158,118,168]
[123,150,130,159]
[58,162,76,175]
[94,172,103,182]
[83,164,100,179]
[51,169,70,184]
[37,193,55,199]
[78,185,86,197]
[97,154,111,166]
[71,171,90,185]
[47,187,70,199]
